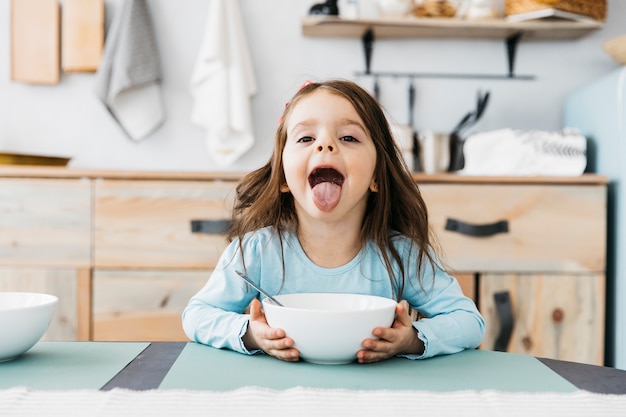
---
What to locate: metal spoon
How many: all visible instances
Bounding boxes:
[235,270,284,307]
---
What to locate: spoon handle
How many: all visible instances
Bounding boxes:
[235,271,284,307]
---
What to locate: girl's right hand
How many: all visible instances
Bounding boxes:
[242,299,300,362]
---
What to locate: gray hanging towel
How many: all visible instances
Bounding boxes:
[94,0,164,141]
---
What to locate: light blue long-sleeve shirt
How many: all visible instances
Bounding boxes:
[182,227,485,359]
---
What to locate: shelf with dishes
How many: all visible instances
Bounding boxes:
[301,16,603,40]
[302,15,603,79]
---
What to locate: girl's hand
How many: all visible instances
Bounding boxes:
[242,299,300,362]
[356,302,424,364]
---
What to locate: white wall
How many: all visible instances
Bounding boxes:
[0,0,624,172]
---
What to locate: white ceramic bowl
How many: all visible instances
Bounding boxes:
[262,293,397,364]
[0,292,58,362]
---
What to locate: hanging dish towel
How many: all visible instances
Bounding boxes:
[190,0,257,166]
[94,0,164,141]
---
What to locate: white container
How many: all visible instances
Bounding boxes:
[377,0,413,17]
[263,293,397,364]
[418,130,450,174]
[0,292,58,362]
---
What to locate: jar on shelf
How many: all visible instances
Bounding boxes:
[377,0,414,17]
[462,0,502,19]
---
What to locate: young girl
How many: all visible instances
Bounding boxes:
[183,79,484,363]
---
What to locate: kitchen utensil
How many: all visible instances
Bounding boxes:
[308,0,339,15]
[448,89,490,171]
[11,0,60,84]
[362,28,374,75]
[235,271,284,306]
[62,0,104,72]
[408,79,422,172]
[452,90,490,137]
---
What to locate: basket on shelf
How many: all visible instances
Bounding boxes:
[505,0,607,21]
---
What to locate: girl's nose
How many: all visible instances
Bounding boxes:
[316,145,334,152]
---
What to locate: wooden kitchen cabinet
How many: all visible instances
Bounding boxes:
[92,269,209,341]
[0,178,91,267]
[0,267,86,341]
[0,176,92,341]
[418,175,607,365]
[93,179,235,269]
[0,167,238,342]
[479,273,605,365]
[91,177,236,341]
[0,168,608,364]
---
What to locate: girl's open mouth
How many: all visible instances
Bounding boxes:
[308,167,344,211]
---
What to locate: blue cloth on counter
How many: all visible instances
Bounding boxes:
[182,227,485,360]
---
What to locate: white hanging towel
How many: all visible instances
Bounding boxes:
[190,0,257,166]
[94,0,164,141]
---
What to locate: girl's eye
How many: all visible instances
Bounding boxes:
[296,136,314,143]
[340,136,358,142]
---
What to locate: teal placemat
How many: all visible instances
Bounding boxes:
[0,342,149,390]
[160,343,577,392]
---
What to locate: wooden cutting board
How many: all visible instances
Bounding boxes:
[62,0,105,72]
[10,0,60,84]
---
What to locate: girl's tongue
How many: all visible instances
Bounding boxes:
[309,167,344,212]
[312,182,342,211]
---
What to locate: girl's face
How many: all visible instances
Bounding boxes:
[282,90,377,222]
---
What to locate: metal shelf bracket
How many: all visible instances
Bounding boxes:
[358,27,534,81]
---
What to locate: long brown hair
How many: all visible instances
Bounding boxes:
[228,79,438,299]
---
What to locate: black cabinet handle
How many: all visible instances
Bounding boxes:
[494,291,514,352]
[190,220,232,234]
[444,218,509,238]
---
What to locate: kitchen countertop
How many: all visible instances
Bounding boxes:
[0,165,609,184]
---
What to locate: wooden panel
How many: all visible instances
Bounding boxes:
[301,16,603,40]
[61,0,104,72]
[421,184,606,273]
[10,0,60,84]
[0,268,79,340]
[455,273,476,301]
[76,268,92,341]
[0,178,91,267]
[94,180,235,269]
[92,269,208,341]
[479,273,605,365]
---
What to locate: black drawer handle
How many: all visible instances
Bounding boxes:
[190,220,232,234]
[494,291,514,352]
[444,218,509,238]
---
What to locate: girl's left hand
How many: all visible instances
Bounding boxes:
[356,302,424,364]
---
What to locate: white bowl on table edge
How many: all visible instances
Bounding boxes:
[262,293,397,365]
[0,292,58,362]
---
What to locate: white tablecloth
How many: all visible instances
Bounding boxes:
[1,387,625,417]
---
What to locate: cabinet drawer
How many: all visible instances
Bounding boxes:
[92,269,208,341]
[0,178,91,267]
[420,184,606,273]
[0,268,80,341]
[94,180,235,269]
[479,273,605,365]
